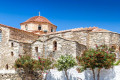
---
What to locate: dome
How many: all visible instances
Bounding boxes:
[25,16,51,24]
[20,16,56,26]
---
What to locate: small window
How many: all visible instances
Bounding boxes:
[6,64,8,70]
[11,42,14,47]
[51,27,53,32]
[0,30,2,42]
[25,24,28,30]
[111,46,116,50]
[38,25,41,30]
[11,52,14,56]
[35,47,38,52]
[53,41,57,51]
[111,45,116,52]
[44,30,47,33]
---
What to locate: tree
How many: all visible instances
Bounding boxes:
[77,45,116,80]
[15,54,37,79]
[15,54,53,80]
[34,57,53,80]
[56,54,77,80]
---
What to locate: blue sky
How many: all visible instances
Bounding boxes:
[0,0,120,33]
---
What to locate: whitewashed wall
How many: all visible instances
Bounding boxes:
[46,66,120,80]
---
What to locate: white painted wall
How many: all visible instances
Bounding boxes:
[45,66,120,80]
[0,66,120,80]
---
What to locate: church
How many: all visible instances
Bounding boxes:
[0,14,120,71]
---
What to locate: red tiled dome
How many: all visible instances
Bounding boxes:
[25,16,51,24]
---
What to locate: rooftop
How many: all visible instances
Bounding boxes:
[20,16,57,27]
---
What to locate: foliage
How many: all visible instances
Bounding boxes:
[77,45,116,80]
[114,60,120,65]
[15,54,53,80]
[77,45,116,69]
[34,57,53,71]
[15,54,53,71]
[56,54,77,80]
[56,54,77,71]
[14,54,35,71]
[76,66,84,73]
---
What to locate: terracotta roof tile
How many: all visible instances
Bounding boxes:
[31,30,45,35]
[25,16,51,24]
[0,24,39,36]
[40,27,111,36]
[20,16,57,27]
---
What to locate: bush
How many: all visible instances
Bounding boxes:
[77,45,116,80]
[15,54,53,80]
[34,57,53,71]
[76,67,84,73]
[15,54,35,72]
[114,60,120,65]
[56,54,77,80]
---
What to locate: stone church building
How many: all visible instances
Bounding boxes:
[0,15,120,71]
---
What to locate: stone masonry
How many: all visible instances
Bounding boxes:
[0,15,120,80]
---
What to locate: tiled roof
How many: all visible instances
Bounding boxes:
[40,27,111,36]
[20,16,57,27]
[0,24,39,36]
[31,30,45,35]
[0,24,111,36]
[25,16,51,24]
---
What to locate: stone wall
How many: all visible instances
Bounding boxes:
[89,32,120,52]
[0,69,43,80]
[39,31,120,52]
[31,36,87,59]
[0,26,15,70]
[9,28,39,43]
[0,73,21,80]
[44,37,77,59]
[31,40,43,59]
[39,30,89,46]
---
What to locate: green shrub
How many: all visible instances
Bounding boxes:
[15,54,35,71]
[56,54,77,80]
[76,66,84,73]
[15,54,53,80]
[114,60,120,65]
[77,45,116,80]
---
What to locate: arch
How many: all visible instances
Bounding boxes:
[0,30,2,42]
[53,41,57,51]
[38,25,41,30]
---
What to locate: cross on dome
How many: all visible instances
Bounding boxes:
[39,12,40,16]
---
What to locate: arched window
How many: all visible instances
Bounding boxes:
[38,25,41,30]
[6,64,8,70]
[0,30,2,42]
[51,27,53,32]
[53,41,57,51]
[25,24,28,30]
